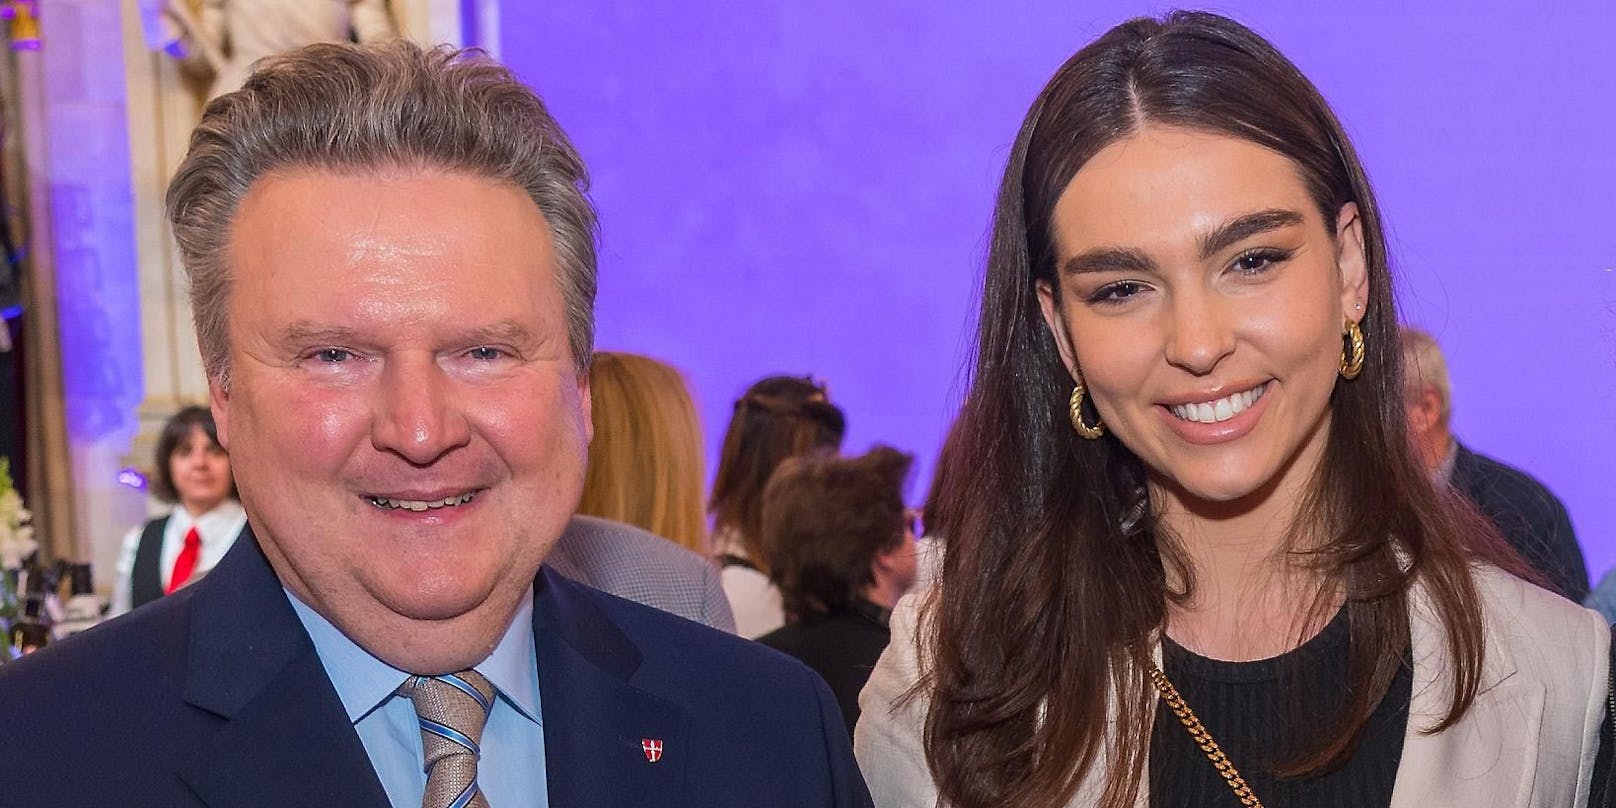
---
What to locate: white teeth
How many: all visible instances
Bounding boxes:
[369,492,476,511]
[1170,382,1268,424]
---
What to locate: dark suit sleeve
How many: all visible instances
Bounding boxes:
[1546,498,1590,603]
[1454,446,1590,601]
[811,668,877,808]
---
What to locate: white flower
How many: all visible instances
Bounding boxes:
[0,475,34,571]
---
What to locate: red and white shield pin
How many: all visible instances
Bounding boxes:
[641,738,664,763]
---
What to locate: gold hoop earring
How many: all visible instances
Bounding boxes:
[1339,318,1365,380]
[1069,378,1105,439]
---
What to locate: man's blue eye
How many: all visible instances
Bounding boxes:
[316,349,353,362]
[467,347,503,360]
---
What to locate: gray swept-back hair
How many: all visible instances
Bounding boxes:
[1399,326,1453,423]
[166,39,597,388]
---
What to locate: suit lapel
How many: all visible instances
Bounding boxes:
[175,528,390,807]
[535,566,688,808]
[1390,573,1543,808]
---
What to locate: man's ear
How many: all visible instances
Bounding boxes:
[208,376,230,451]
[1036,279,1079,379]
[1335,201,1370,321]
[1406,385,1439,434]
[578,371,594,445]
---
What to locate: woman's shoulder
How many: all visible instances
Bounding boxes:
[1461,562,1608,724]
[854,588,940,807]
[1468,562,1607,652]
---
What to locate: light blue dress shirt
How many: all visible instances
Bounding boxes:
[287,588,548,807]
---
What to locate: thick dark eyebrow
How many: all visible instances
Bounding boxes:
[1197,209,1304,260]
[1059,209,1306,277]
[1061,247,1157,276]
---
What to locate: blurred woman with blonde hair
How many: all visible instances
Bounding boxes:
[577,351,710,555]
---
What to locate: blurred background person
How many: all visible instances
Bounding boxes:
[758,446,919,738]
[566,351,734,632]
[1401,325,1588,601]
[578,351,710,554]
[110,405,244,616]
[547,514,736,633]
[709,375,846,638]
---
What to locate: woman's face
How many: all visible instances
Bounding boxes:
[169,425,233,514]
[1037,126,1367,509]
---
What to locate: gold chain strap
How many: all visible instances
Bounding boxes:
[1145,659,1267,808]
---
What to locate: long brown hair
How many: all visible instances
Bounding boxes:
[920,12,1516,807]
[577,352,709,554]
[708,375,846,572]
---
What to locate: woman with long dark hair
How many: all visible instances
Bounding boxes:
[709,375,846,637]
[855,12,1610,808]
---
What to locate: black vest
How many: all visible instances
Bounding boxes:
[129,515,170,610]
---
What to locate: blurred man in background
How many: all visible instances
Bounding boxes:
[1401,326,1587,600]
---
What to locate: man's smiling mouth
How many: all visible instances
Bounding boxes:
[366,492,479,512]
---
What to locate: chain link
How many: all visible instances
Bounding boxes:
[1146,659,1267,808]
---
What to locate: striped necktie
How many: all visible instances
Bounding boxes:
[401,671,496,808]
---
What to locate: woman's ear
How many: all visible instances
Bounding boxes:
[1036,279,1079,379]
[1335,201,1369,320]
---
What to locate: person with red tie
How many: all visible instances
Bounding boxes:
[110,404,245,616]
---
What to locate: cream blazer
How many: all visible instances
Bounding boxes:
[855,565,1610,807]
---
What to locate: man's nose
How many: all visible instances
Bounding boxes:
[1164,291,1236,376]
[371,355,472,465]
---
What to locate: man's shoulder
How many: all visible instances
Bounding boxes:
[566,573,807,682]
[544,573,840,753]
[543,574,873,806]
[1,589,193,692]
[0,589,198,769]
[557,515,711,577]
[549,515,731,629]
[1455,444,1568,515]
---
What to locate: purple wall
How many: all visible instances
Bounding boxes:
[500,2,1616,577]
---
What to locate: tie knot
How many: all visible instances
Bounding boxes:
[403,670,496,752]
[402,671,496,807]
[183,526,201,548]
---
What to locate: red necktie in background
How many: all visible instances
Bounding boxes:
[166,526,201,595]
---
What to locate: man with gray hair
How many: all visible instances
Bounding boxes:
[1401,325,1587,601]
[0,41,869,807]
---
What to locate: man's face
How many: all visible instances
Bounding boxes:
[213,168,591,674]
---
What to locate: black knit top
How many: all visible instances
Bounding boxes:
[1148,606,1413,807]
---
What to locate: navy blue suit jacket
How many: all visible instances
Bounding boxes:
[1452,442,1588,602]
[0,529,873,807]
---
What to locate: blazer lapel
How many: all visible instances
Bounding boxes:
[174,528,391,807]
[1390,574,1544,808]
[535,566,688,808]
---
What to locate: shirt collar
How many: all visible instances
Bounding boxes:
[171,500,246,544]
[285,586,541,725]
